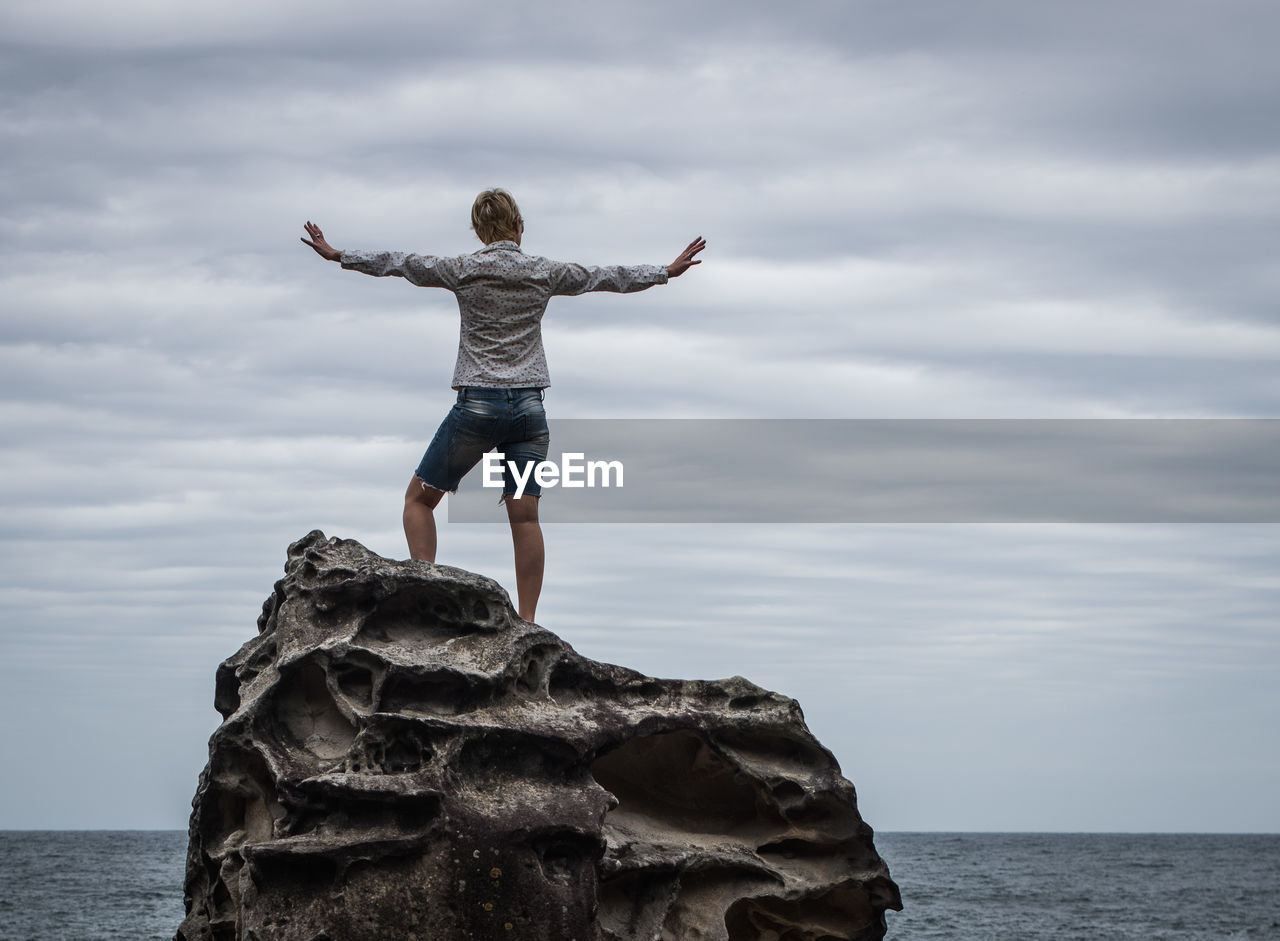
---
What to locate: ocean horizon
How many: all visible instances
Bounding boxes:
[1,830,1276,940]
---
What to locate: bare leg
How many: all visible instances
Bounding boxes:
[403,476,445,561]
[504,494,544,621]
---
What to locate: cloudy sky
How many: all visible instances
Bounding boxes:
[2,0,1277,832]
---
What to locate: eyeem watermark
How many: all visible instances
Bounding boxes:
[447,418,1280,523]
[482,452,624,498]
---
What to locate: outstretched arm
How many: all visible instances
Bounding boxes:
[548,236,708,296]
[302,221,457,288]
[301,221,342,261]
[666,236,706,278]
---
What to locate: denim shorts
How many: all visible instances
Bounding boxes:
[414,387,550,498]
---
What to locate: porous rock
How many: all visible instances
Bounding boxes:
[176,531,901,941]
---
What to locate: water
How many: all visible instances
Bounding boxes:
[0,831,1276,940]
[877,832,1280,940]
[0,831,187,941]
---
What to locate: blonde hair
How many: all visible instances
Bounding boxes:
[471,188,523,244]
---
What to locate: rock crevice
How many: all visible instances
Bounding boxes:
[177,531,901,941]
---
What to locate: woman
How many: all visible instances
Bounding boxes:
[301,189,705,622]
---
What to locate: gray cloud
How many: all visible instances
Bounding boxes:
[2,0,1279,830]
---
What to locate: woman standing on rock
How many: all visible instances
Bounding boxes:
[301,189,705,623]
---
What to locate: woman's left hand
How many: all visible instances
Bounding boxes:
[301,221,343,261]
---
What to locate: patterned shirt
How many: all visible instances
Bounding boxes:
[340,240,668,389]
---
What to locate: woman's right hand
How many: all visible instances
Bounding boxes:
[301,221,343,262]
[666,236,706,278]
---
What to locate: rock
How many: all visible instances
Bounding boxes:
[176,531,901,941]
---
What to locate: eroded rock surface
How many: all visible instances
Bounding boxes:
[177,531,901,941]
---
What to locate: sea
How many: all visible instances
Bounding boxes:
[0,831,1276,940]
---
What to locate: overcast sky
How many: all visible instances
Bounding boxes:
[2,0,1278,832]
